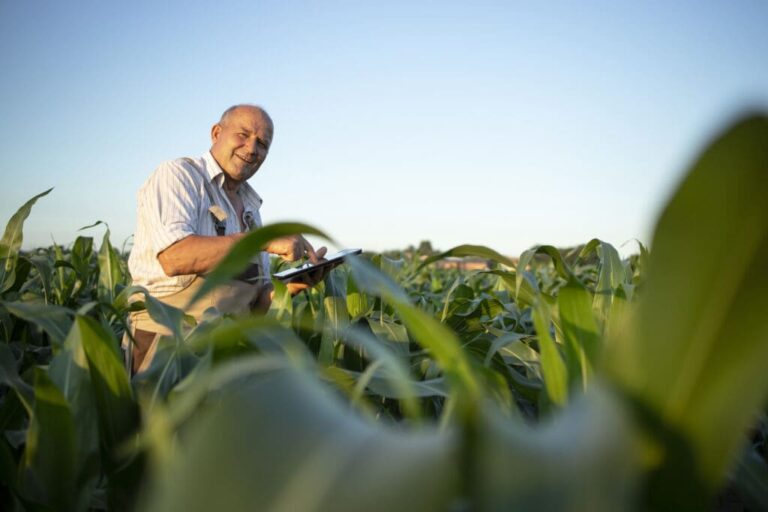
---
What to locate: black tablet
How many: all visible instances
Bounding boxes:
[273,248,363,282]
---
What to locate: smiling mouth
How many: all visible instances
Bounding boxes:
[236,154,256,164]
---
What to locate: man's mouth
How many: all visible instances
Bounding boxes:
[236,154,256,164]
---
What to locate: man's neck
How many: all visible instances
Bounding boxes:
[222,176,241,194]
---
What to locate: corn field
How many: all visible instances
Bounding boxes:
[0,116,767,511]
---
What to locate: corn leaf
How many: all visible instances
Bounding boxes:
[532,299,568,406]
[473,386,639,511]
[0,343,34,414]
[607,114,768,488]
[2,301,73,348]
[319,296,348,366]
[579,239,627,327]
[48,330,101,498]
[21,368,78,511]
[0,189,52,293]
[75,315,138,456]
[142,366,459,512]
[556,278,600,390]
[348,256,481,400]
[97,227,123,304]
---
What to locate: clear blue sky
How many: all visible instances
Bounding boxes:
[1,0,767,256]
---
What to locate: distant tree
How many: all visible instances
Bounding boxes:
[417,240,434,256]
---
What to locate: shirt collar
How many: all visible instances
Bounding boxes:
[202,151,226,182]
[201,151,264,210]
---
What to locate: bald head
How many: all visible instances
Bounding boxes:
[219,104,273,133]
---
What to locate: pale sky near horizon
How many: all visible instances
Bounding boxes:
[1,0,767,257]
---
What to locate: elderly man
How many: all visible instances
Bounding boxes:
[127,104,324,373]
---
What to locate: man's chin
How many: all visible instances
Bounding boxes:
[228,167,258,182]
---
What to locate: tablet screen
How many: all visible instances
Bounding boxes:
[273,248,362,281]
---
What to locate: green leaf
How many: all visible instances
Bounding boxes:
[76,314,143,509]
[142,366,460,512]
[366,317,410,358]
[341,326,423,420]
[484,269,540,310]
[75,315,139,458]
[0,343,34,414]
[483,332,530,367]
[1,256,31,295]
[346,271,370,319]
[143,296,190,341]
[48,344,101,501]
[579,239,627,328]
[532,300,568,406]
[2,301,74,348]
[133,335,199,410]
[514,250,544,309]
[557,278,600,390]
[78,220,106,232]
[438,276,465,322]
[21,368,78,511]
[119,285,187,340]
[186,222,332,308]
[70,235,94,282]
[97,227,123,304]
[28,255,54,304]
[473,386,639,511]
[319,296,348,366]
[579,239,626,290]
[347,256,410,304]
[0,188,53,290]
[533,245,574,280]
[348,257,482,401]
[607,114,768,487]
[266,279,292,325]
[397,303,482,400]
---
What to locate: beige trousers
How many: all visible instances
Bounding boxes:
[126,277,261,373]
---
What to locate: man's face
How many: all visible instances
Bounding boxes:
[210,107,273,183]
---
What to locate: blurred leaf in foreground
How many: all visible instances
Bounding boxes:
[142,365,460,512]
[606,114,768,503]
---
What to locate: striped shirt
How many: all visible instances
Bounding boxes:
[128,151,270,298]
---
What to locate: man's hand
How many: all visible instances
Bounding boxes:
[271,265,332,299]
[266,235,327,263]
[258,236,331,308]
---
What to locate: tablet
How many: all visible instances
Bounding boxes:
[273,248,363,282]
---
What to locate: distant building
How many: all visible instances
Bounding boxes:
[434,257,493,271]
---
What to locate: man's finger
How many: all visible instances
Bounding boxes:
[286,282,311,295]
[303,237,319,263]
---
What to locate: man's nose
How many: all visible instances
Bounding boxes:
[242,138,260,158]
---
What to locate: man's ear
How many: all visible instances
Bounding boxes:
[211,123,222,143]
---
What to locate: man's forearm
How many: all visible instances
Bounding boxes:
[157,234,245,276]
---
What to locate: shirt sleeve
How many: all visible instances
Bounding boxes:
[137,161,203,255]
